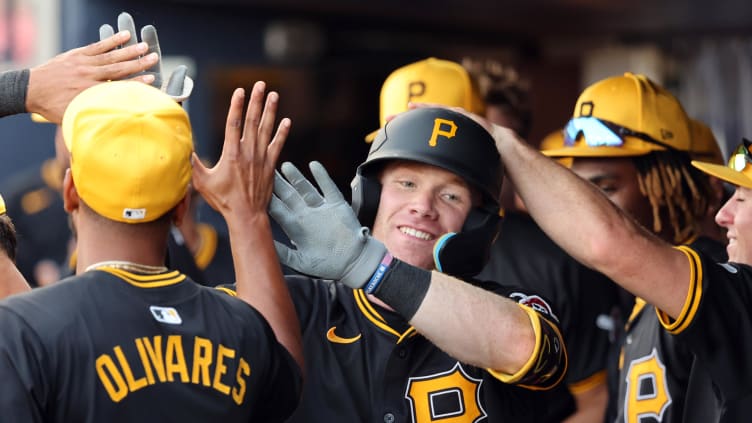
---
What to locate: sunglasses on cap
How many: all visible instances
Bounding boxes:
[728,138,752,172]
[563,116,676,150]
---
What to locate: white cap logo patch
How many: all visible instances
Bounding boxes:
[150,306,182,325]
[123,208,147,220]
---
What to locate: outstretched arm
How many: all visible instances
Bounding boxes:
[271,161,564,387]
[192,82,303,372]
[489,124,690,318]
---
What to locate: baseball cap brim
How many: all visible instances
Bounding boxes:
[542,136,666,158]
[691,160,752,189]
[364,128,379,143]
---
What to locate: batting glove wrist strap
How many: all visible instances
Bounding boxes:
[371,259,431,322]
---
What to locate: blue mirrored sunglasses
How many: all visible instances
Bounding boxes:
[563,117,676,150]
[729,138,752,172]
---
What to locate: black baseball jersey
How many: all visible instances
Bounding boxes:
[660,244,752,405]
[478,212,627,393]
[0,267,301,422]
[245,274,574,422]
[1,159,71,286]
[616,236,752,422]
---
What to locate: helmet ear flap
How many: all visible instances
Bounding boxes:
[350,173,382,228]
[433,208,503,277]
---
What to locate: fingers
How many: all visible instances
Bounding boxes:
[274,167,306,211]
[267,118,291,168]
[309,161,345,203]
[93,51,158,82]
[99,24,115,42]
[222,88,247,159]
[242,81,266,144]
[139,25,163,88]
[256,90,279,155]
[281,162,323,207]
[165,65,187,97]
[82,30,132,56]
[190,152,210,193]
[117,12,138,48]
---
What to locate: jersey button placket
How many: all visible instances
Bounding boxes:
[383,412,395,423]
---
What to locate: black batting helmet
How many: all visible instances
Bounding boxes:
[351,107,503,276]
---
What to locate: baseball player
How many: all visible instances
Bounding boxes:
[0,80,302,422]
[455,72,752,419]
[259,106,569,422]
[0,193,32,298]
[463,58,626,422]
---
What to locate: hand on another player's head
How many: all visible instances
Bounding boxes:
[192,81,290,223]
[26,30,157,124]
[99,12,193,102]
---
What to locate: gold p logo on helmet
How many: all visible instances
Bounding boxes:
[428,118,457,147]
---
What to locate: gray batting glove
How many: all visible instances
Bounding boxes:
[270,161,388,289]
[99,12,193,102]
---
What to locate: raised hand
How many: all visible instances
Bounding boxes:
[270,161,387,288]
[192,81,289,223]
[99,12,193,102]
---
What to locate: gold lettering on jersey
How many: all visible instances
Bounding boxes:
[624,348,672,423]
[166,335,190,382]
[405,362,486,423]
[428,118,457,147]
[232,358,251,405]
[95,335,252,405]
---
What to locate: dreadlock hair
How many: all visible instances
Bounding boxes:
[461,58,532,138]
[0,214,17,262]
[633,150,713,244]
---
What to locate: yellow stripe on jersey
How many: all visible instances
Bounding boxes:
[214,286,237,297]
[568,369,607,395]
[656,246,703,333]
[353,289,417,343]
[98,267,186,288]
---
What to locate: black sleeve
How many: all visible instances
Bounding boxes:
[0,307,47,422]
[0,69,29,117]
[659,246,752,401]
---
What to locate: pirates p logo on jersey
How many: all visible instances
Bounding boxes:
[405,363,486,423]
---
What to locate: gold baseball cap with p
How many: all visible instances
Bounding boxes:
[365,57,485,142]
[688,118,723,165]
[543,72,692,158]
[693,139,752,189]
[62,81,193,223]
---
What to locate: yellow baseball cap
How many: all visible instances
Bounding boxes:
[62,81,193,223]
[693,139,752,189]
[688,118,723,164]
[365,57,485,142]
[544,72,692,158]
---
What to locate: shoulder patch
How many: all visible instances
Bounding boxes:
[509,292,558,322]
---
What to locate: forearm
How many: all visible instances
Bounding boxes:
[226,212,304,372]
[410,272,536,372]
[0,69,29,117]
[494,127,689,316]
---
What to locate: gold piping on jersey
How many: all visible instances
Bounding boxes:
[98,267,186,288]
[656,246,703,334]
[488,304,567,390]
[353,289,417,343]
[568,369,607,395]
[194,223,218,270]
[214,286,237,297]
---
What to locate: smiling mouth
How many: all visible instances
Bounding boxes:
[399,226,434,241]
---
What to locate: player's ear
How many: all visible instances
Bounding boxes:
[172,191,191,227]
[62,169,80,213]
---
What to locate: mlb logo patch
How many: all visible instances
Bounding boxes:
[150,306,182,325]
[123,208,147,220]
